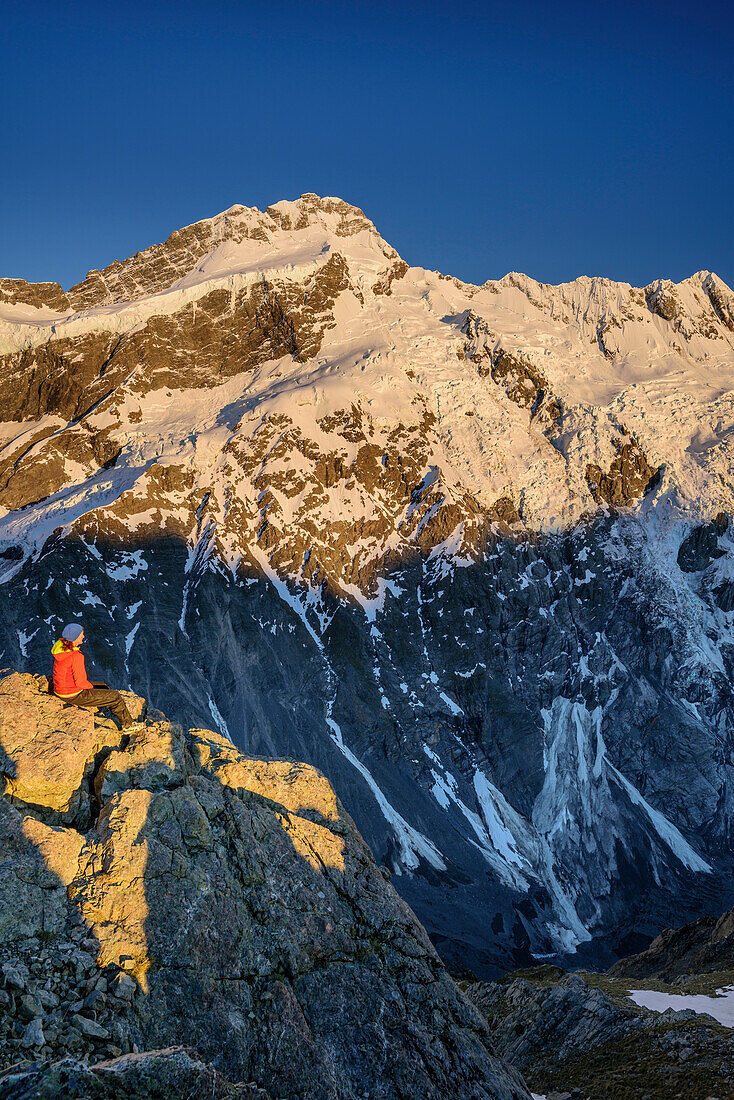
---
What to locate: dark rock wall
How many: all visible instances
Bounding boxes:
[1,505,732,978]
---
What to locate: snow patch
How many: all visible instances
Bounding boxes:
[327,715,445,872]
[208,696,231,740]
[438,690,464,715]
[17,628,38,657]
[628,987,734,1028]
[107,551,148,581]
[124,622,140,658]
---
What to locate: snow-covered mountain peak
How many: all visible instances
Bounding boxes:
[0,194,393,321]
[0,199,733,580]
[180,193,388,254]
[1,198,734,974]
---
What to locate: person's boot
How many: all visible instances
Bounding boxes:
[117,702,134,730]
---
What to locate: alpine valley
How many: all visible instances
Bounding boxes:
[2,194,734,982]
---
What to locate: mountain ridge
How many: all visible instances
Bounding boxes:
[0,194,733,976]
[3,194,730,324]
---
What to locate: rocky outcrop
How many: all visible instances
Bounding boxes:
[0,280,71,313]
[609,907,734,983]
[0,1048,272,1099]
[461,313,560,422]
[702,272,734,331]
[0,672,528,1100]
[585,435,658,506]
[372,260,409,296]
[466,966,734,1100]
[0,673,127,826]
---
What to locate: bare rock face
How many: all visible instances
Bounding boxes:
[585,435,658,506]
[702,272,734,331]
[0,1048,273,1099]
[0,672,529,1100]
[676,514,728,573]
[466,967,734,1100]
[0,672,123,827]
[608,906,734,982]
[372,260,409,295]
[0,279,71,313]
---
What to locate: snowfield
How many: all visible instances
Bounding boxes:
[628,986,734,1028]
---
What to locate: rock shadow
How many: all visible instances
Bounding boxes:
[0,672,529,1100]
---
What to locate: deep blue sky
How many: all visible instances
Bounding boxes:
[2,0,732,290]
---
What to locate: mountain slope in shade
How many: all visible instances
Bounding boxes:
[0,194,733,974]
[609,905,734,982]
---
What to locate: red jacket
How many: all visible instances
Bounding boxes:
[52,640,94,697]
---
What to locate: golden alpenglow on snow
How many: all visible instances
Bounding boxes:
[1,196,733,1100]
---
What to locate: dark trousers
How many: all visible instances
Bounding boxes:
[69,684,132,728]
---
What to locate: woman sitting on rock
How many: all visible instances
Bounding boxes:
[52,623,135,730]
